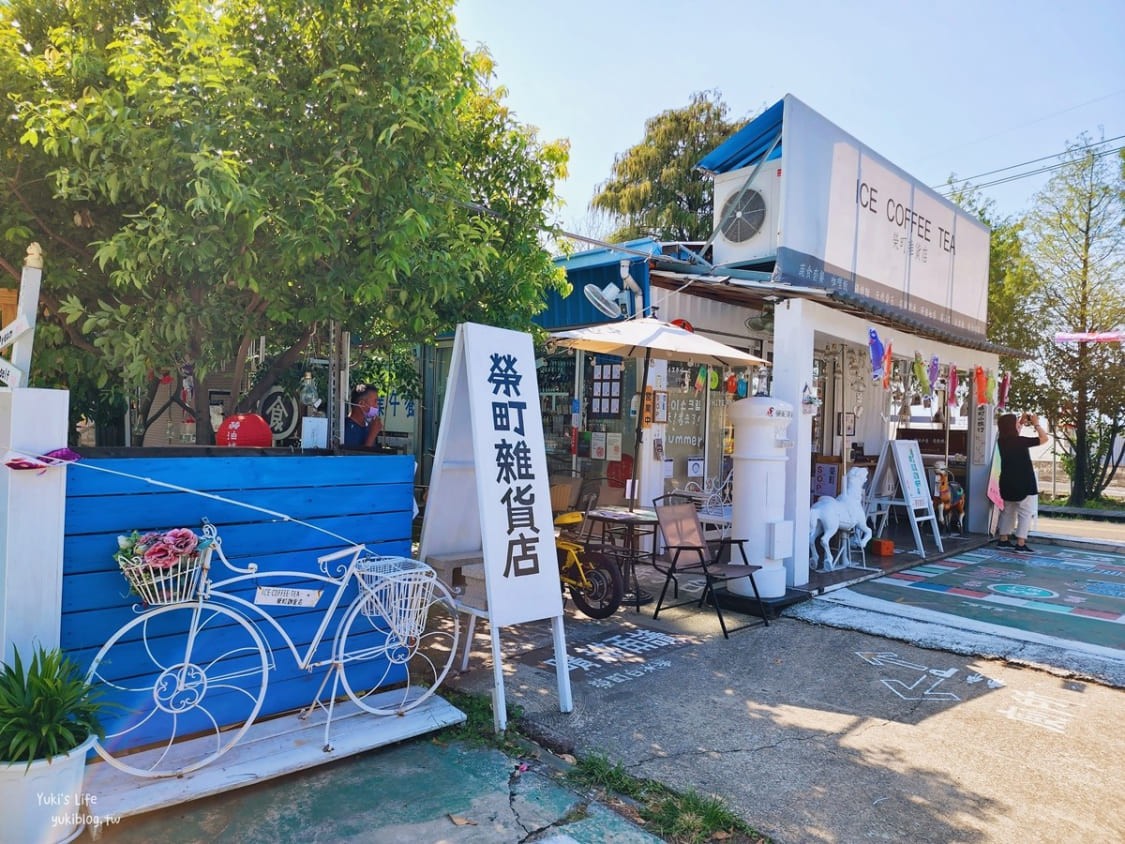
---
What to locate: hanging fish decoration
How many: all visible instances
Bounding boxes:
[912,352,931,395]
[868,328,884,382]
[947,365,959,406]
[927,355,940,393]
[974,365,987,406]
[882,342,893,389]
[986,369,997,405]
[997,371,1011,409]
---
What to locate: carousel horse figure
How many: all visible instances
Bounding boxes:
[933,463,965,534]
[809,466,873,569]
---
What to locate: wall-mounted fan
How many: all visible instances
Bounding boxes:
[584,259,643,319]
[719,188,767,243]
[584,282,624,318]
[745,301,774,332]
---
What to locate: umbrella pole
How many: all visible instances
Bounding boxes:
[630,350,652,511]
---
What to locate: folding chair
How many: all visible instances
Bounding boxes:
[653,501,769,639]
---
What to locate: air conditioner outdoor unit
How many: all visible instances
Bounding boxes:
[711,159,783,267]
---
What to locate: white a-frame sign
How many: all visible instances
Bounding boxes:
[865,439,944,557]
[419,322,570,730]
[0,243,43,388]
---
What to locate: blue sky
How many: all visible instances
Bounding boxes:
[454,0,1125,232]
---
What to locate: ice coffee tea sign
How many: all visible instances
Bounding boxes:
[774,95,990,339]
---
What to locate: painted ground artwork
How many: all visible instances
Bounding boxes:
[852,545,1125,651]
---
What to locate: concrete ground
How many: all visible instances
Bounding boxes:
[82,520,1124,844]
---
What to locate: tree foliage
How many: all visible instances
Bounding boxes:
[590,90,746,242]
[1017,136,1125,504]
[1,0,568,442]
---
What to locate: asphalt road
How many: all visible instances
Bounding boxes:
[454,610,1124,844]
[450,521,1125,844]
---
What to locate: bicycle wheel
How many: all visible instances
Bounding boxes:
[86,602,269,777]
[337,575,459,716]
[567,548,623,619]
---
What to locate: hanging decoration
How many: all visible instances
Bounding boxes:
[912,352,931,395]
[927,355,940,394]
[882,342,893,389]
[737,373,749,398]
[868,328,884,382]
[997,371,1011,409]
[1054,329,1123,343]
[947,364,959,407]
[986,369,997,405]
[725,371,737,395]
[974,365,987,406]
[694,365,707,392]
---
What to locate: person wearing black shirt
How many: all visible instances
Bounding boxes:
[996,411,1048,552]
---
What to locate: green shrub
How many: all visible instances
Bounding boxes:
[0,646,105,768]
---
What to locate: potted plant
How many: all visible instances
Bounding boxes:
[0,645,105,843]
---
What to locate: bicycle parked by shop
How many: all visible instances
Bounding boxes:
[87,521,459,778]
[553,510,624,619]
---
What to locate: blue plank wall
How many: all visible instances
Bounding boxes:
[61,453,417,750]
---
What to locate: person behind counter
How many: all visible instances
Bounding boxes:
[344,384,383,447]
[995,411,1048,552]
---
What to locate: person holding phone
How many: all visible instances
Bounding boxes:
[344,384,383,447]
[995,411,1049,551]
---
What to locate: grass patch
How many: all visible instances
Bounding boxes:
[1041,496,1124,511]
[566,753,770,843]
[438,688,525,754]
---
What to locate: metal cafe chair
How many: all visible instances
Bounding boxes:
[652,500,769,639]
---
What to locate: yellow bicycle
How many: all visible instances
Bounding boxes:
[554,511,623,619]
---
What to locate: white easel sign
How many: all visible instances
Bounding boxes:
[463,326,563,624]
[0,243,43,388]
[419,322,570,731]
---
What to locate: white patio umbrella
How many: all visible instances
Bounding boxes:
[550,317,771,508]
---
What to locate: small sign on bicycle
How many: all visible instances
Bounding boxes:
[254,586,322,607]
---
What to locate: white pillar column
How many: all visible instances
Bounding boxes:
[771,299,815,588]
[0,388,70,662]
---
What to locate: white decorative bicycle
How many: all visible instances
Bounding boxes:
[86,522,459,778]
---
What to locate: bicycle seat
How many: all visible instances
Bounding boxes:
[554,511,584,528]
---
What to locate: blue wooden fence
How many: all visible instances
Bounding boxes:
[61,454,417,751]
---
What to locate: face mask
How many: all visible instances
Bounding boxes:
[364,406,380,421]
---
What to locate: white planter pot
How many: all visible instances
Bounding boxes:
[0,734,95,844]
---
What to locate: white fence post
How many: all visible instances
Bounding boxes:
[0,244,70,662]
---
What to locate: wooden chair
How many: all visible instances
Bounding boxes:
[652,501,769,639]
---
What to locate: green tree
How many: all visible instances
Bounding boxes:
[590,90,746,242]
[1018,136,1125,504]
[947,185,1042,394]
[2,0,567,443]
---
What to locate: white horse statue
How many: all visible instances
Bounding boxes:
[809,466,873,569]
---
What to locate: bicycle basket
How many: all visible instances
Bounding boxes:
[355,557,438,636]
[120,549,206,605]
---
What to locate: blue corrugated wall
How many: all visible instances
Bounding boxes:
[61,454,416,751]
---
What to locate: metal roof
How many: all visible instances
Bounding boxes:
[696,97,785,174]
[648,266,1029,359]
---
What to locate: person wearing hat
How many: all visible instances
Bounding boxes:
[995,411,1048,552]
[344,384,383,447]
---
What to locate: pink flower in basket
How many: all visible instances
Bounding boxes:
[143,542,180,569]
[115,526,209,601]
[163,528,200,557]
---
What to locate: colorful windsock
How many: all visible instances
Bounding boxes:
[997,371,1011,409]
[974,366,987,406]
[947,365,959,406]
[868,328,885,382]
[912,352,931,395]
